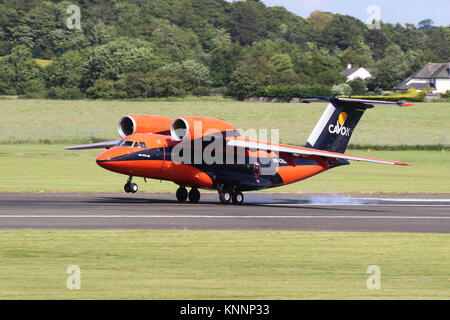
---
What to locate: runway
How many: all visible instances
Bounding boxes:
[0,193,449,233]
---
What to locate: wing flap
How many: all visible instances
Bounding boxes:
[227,137,410,166]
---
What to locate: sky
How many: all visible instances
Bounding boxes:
[230,0,450,27]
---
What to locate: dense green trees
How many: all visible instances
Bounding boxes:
[0,45,46,97]
[370,44,420,90]
[229,0,268,46]
[83,39,165,86]
[319,14,368,51]
[44,50,88,89]
[145,21,202,62]
[0,0,448,100]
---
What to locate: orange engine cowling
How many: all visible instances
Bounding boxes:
[170,116,240,141]
[118,115,173,138]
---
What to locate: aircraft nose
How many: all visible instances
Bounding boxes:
[96,150,109,160]
[96,148,130,174]
[96,150,113,168]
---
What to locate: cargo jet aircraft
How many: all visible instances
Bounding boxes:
[66,97,411,205]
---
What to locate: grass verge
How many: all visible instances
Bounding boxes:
[0,230,449,299]
[0,99,449,147]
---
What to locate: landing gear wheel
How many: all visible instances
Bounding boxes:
[176,187,188,202]
[124,176,137,194]
[219,190,232,204]
[130,183,138,194]
[188,188,201,204]
[232,192,244,205]
[124,183,138,193]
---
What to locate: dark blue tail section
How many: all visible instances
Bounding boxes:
[304,97,372,153]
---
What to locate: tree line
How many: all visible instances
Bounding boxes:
[0,0,448,99]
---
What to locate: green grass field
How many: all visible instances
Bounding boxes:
[1,144,448,193]
[0,98,449,147]
[0,230,449,299]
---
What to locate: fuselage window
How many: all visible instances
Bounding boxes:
[139,142,147,149]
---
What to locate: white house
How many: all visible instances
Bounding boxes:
[341,64,373,82]
[395,63,450,93]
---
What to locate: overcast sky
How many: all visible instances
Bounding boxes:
[229,0,449,27]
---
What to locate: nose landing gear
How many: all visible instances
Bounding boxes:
[124,176,138,194]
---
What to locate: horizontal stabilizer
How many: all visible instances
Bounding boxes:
[301,96,414,107]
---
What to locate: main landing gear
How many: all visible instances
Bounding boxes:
[175,185,244,205]
[124,176,138,194]
[176,186,201,204]
[218,185,244,205]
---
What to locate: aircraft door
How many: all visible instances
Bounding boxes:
[161,147,173,173]
[253,162,261,177]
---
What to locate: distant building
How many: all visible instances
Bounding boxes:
[341,64,373,82]
[395,62,450,93]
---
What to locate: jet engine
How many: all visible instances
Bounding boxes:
[118,115,173,138]
[170,116,239,141]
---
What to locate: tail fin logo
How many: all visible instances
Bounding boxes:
[338,112,348,125]
[329,112,352,136]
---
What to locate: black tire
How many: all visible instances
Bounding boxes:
[124,183,131,193]
[232,192,244,205]
[219,190,232,204]
[188,188,201,204]
[130,183,138,193]
[176,187,188,202]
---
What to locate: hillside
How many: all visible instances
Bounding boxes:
[0,0,449,99]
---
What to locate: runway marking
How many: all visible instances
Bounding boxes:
[264,204,450,207]
[1,215,450,220]
[355,198,450,202]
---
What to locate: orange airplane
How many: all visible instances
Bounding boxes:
[66,97,410,205]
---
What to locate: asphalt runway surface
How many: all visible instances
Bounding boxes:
[1,193,450,233]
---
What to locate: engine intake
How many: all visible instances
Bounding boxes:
[170,118,189,141]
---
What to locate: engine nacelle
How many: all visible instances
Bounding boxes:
[170,116,239,141]
[118,115,173,138]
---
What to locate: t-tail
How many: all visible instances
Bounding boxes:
[303,96,412,153]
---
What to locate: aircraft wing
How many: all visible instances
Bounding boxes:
[64,140,121,150]
[226,137,410,166]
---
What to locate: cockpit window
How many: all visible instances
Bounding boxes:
[119,140,147,149]
[120,140,134,147]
